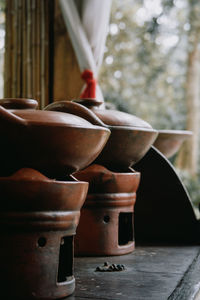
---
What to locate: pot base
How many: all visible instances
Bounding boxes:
[0,211,79,299]
[75,193,136,256]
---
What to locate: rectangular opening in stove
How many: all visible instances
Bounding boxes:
[118,212,134,245]
[57,236,73,283]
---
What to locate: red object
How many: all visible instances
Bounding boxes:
[80,69,96,98]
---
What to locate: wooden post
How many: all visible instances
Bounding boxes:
[53,0,83,101]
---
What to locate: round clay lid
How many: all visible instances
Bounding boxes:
[75,98,152,129]
[92,108,153,129]
[11,109,97,128]
[0,98,38,110]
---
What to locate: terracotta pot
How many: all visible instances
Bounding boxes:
[44,100,106,127]
[74,164,140,194]
[0,98,38,110]
[76,98,153,128]
[0,106,110,177]
[0,168,88,211]
[0,168,88,299]
[153,130,192,158]
[45,99,158,170]
[95,126,157,171]
[74,165,140,256]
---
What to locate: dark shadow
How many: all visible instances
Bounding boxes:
[134,147,200,244]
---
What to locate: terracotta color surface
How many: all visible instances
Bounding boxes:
[0,98,38,110]
[75,164,140,194]
[45,100,106,127]
[95,126,157,171]
[0,168,88,211]
[0,212,76,299]
[153,129,193,158]
[74,165,140,256]
[0,105,110,178]
[74,98,151,128]
[45,100,158,170]
[0,168,89,299]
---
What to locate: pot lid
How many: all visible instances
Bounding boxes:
[9,109,97,128]
[74,98,153,129]
[0,98,38,110]
[92,108,153,129]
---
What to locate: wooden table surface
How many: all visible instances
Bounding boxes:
[65,245,200,300]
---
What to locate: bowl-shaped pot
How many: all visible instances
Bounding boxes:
[74,164,140,193]
[153,130,192,158]
[0,106,110,177]
[78,99,158,169]
[0,168,88,211]
[45,100,158,170]
[0,98,38,110]
[95,125,157,170]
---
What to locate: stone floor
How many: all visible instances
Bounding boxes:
[66,245,200,300]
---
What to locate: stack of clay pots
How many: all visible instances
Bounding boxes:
[45,99,158,256]
[0,97,158,298]
[0,98,110,299]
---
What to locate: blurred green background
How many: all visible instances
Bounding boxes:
[99,0,200,208]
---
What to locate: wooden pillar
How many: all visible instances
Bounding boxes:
[53,0,83,101]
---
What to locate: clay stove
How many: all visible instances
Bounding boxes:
[74,164,140,256]
[0,168,88,299]
[45,99,158,256]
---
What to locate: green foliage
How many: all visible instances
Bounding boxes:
[99,0,190,130]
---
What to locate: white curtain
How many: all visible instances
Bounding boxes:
[59,0,112,102]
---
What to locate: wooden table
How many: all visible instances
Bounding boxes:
[66,245,200,300]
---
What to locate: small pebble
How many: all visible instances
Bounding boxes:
[95,262,125,272]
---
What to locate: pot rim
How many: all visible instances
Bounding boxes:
[12,110,111,131]
[109,125,158,133]
[157,129,193,135]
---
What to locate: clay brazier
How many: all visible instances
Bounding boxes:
[0,97,38,110]
[45,100,158,255]
[74,165,140,256]
[0,168,88,299]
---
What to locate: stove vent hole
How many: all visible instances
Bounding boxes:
[118,212,133,245]
[57,236,73,283]
[103,215,110,223]
[37,237,46,247]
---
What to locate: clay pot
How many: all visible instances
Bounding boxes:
[0,105,110,177]
[0,168,88,299]
[75,98,152,128]
[74,164,140,194]
[0,98,38,110]
[74,164,141,256]
[153,130,192,158]
[45,99,158,170]
[0,168,88,211]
